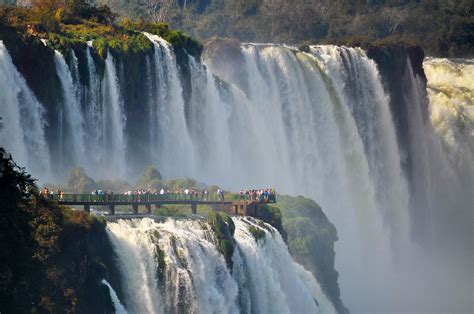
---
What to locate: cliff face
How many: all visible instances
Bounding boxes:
[274,195,348,314]
[203,37,247,90]
[1,28,198,174]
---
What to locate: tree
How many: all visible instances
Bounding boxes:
[261,0,286,38]
[380,6,409,35]
[67,167,97,193]
[138,0,175,22]
[136,166,163,189]
[0,147,36,312]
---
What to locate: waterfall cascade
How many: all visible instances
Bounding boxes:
[0,41,50,179]
[102,279,127,314]
[105,217,334,314]
[54,50,87,169]
[424,58,474,184]
[0,36,472,312]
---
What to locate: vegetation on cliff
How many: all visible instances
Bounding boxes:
[0,148,116,313]
[207,211,235,269]
[274,195,348,314]
[97,0,472,57]
[0,0,202,57]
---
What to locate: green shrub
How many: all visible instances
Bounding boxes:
[67,167,97,193]
[207,212,235,268]
[248,226,265,241]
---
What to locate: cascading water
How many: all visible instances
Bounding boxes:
[311,46,410,245]
[424,58,474,185]
[102,279,127,314]
[106,217,334,314]
[54,50,87,169]
[101,52,127,178]
[84,43,104,170]
[143,32,196,178]
[0,41,50,179]
[2,33,473,312]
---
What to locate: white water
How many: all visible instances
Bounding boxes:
[54,50,87,168]
[0,41,50,178]
[143,33,196,178]
[102,279,127,314]
[106,217,331,313]
[424,58,474,185]
[84,44,104,170]
[102,52,127,178]
[2,36,473,312]
[311,46,410,246]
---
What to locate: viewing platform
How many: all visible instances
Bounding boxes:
[51,193,276,216]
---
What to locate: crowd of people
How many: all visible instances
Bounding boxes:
[40,187,64,199]
[239,189,276,203]
[120,188,212,200]
[40,186,276,203]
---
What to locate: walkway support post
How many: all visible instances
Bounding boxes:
[132,204,138,214]
[109,205,115,215]
[84,204,90,213]
[145,204,151,214]
[191,203,197,215]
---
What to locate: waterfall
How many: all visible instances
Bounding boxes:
[0,41,50,178]
[311,46,410,246]
[84,43,104,170]
[54,50,87,168]
[424,58,474,185]
[102,279,127,314]
[2,35,473,312]
[143,32,196,178]
[102,52,127,178]
[207,44,409,310]
[106,217,331,314]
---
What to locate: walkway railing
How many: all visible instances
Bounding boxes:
[50,193,276,204]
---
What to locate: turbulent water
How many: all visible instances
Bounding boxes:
[105,217,334,314]
[1,37,473,312]
[424,58,474,185]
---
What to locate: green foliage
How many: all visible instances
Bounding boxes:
[166,177,197,189]
[67,167,98,193]
[120,19,203,57]
[62,0,116,25]
[98,0,472,57]
[154,205,188,217]
[155,246,166,282]
[96,178,131,193]
[273,194,346,313]
[0,148,114,313]
[207,212,235,269]
[218,239,234,258]
[248,226,265,241]
[0,3,199,58]
[136,166,162,187]
[38,11,61,33]
[256,205,286,241]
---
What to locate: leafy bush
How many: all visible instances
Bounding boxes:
[0,3,198,58]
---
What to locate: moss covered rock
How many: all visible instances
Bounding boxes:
[273,195,348,314]
[207,212,235,269]
[248,225,266,241]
